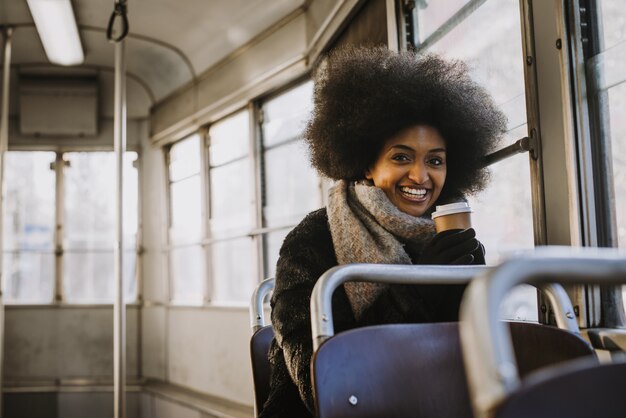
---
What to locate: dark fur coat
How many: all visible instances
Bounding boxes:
[259,208,466,417]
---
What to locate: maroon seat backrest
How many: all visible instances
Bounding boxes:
[312,322,594,418]
[495,359,626,418]
[250,325,274,416]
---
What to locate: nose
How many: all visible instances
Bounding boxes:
[408,162,429,184]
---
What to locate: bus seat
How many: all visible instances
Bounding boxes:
[310,264,593,418]
[459,248,626,418]
[494,358,626,418]
[312,321,593,418]
[249,278,275,417]
[250,325,274,416]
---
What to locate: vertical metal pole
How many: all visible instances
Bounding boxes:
[113,40,127,418]
[0,26,14,418]
[53,153,65,303]
[518,0,547,247]
[199,127,211,304]
[250,104,264,282]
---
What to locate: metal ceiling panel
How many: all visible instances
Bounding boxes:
[1,0,306,113]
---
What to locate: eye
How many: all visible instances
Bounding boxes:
[391,154,411,162]
[427,156,445,166]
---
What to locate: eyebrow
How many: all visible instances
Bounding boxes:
[389,145,447,153]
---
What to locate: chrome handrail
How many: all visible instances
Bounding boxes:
[250,278,275,333]
[310,264,488,351]
[459,247,626,418]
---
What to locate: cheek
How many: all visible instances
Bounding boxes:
[433,169,447,190]
[370,166,400,190]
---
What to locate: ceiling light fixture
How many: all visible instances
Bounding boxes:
[26,0,84,66]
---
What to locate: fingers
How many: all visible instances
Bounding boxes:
[433,228,476,251]
[433,228,475,249]
[440,237,480,262]
[471,242,486,265]
[420,228,482,265]
[429,228,465,246]
[451,254,474,265]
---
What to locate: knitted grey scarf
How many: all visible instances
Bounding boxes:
[327,180,436,320]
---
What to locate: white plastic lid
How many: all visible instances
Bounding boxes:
[431,202,472,219]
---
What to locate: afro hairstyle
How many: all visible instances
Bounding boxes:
[304,46,508,202]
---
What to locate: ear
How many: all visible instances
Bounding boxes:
[364,169,373,180]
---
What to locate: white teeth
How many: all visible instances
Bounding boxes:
[400,186,426,196]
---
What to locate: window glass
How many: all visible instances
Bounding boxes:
[469,126,535,262]
[3,152,55,250]
[599,0,626,248]
[597,0,626,307]
[609,85,626,247]
[63,152,138,303]
[3,252,54,303]
[210,159,252,232]
[2,151,56,303]
[260,82,320,277]
[170,245,205,305]
[416,0,470,43]
[264,229,290,278]
[600,0,626,50]
[209,109,253,236]
[263,81,314,148]
[169,134,201,182]
[426,0,534,264]
[422,0,536,321]
[209,110,250,166]
[210,237,255,303]
[64,250,135,303]
[65,153,138,250]
[168,135,206,303]
[206,109,256,303]
[264,140,320,226]
[170,176,202,243]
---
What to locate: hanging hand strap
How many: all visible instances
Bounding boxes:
[107,0,129,43]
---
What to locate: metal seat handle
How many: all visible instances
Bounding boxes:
[250,278,275,332]
[459,247,626,418]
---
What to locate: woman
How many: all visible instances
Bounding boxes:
[259,47,506,417]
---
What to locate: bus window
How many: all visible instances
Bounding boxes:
[609,84,625,248]
[598,0,626,247]
[416,0,537,321]
[208,110,257,303]
[415,0,472,43]
[168,134,205,304]
[63,152,138,303]
[595,0,626,309]
[2,152,56,304]
[260,81,320,278]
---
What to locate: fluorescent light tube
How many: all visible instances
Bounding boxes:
[26,0,84,66]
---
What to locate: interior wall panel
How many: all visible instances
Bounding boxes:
[4,307,140,380]
[141,307,167,380]
[167,308,252,406]
[7,118,144,150]
[140,122,169,304]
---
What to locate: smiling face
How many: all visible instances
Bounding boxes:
[365,125,447,217]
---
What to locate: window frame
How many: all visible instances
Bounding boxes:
[205,107,260,305]
[1,148,141,306]
[163,79,323,306]
[255,79,325,280]
[165,134,208,305]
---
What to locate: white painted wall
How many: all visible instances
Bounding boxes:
[167,308,253,404]
[4,307,140,380]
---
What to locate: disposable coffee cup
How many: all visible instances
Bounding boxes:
[431,202,473,233]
